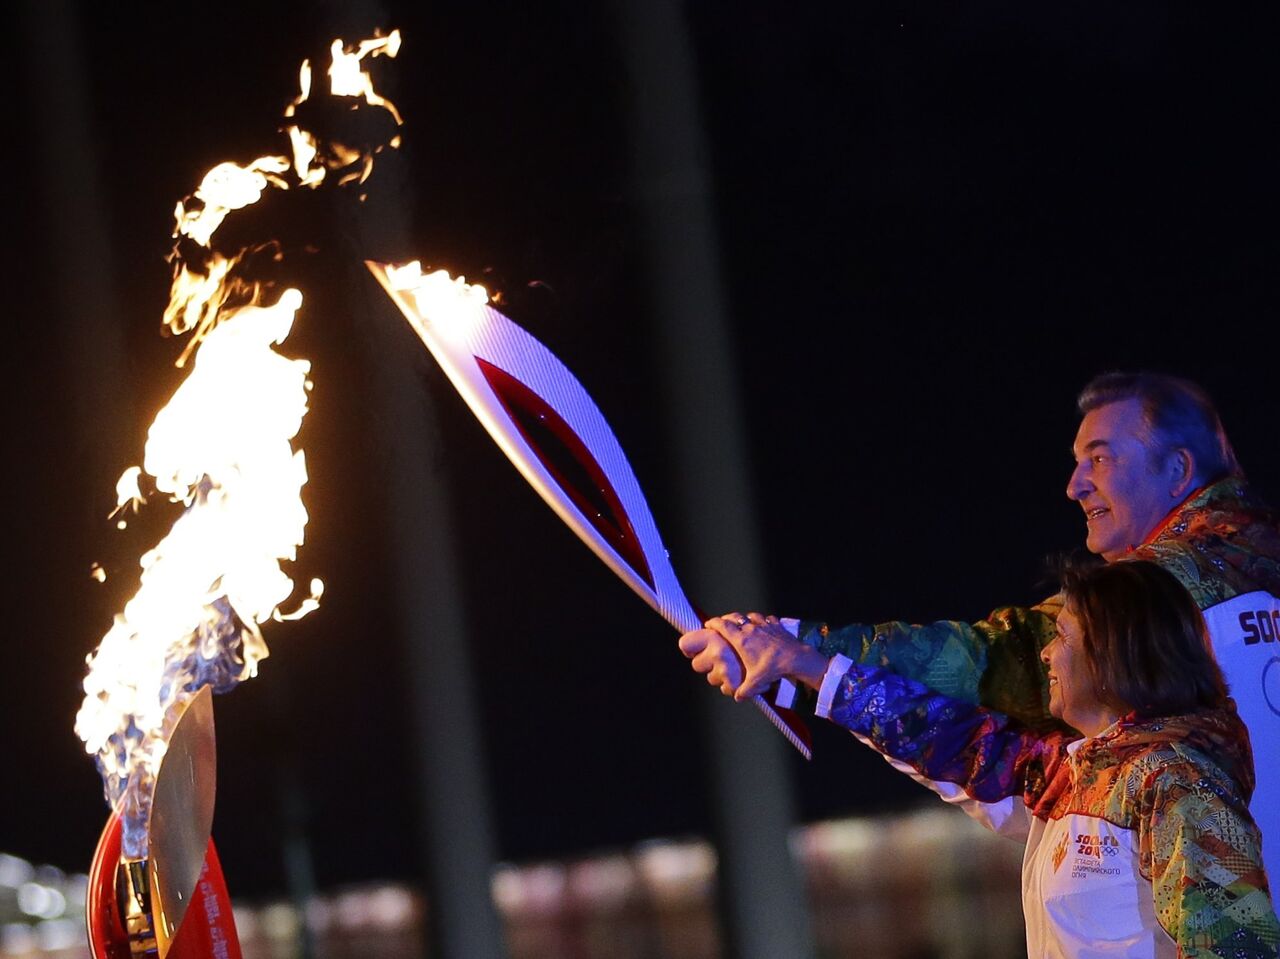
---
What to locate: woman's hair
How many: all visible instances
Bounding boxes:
[1060,559,1228,716]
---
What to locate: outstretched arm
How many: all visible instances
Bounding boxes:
[819,654,1063,804]
[796,599,1063,731]
[679,600,1067,735]
[697,614,1062,804]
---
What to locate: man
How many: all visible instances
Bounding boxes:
[681,372,1280,884]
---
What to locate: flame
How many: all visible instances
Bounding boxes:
[166,28,403,368]
[328,32,404,123]
[111,466,146,529]
[284,60,313,118]
[286,125,326,187]
[76,291,314,858]
[384,261,491,330]
[78,32,402,861]
[175,158,291,248]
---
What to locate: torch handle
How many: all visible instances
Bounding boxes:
[676,604,812,760]
[748,693,812,758]
[87,812,242,959]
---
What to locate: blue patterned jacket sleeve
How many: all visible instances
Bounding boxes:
[798,599,1064,733]
[826,660,1064,805]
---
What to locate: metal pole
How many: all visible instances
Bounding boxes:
[19,0,132,493]
[323,10,509,953]
[611,3,816,957]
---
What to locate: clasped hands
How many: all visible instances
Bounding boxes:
[678,612,829,701]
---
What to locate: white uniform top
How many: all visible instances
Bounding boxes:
[1200,589,1280,886]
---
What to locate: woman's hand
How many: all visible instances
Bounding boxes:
[678,625,746,697]
[699,612,830,700]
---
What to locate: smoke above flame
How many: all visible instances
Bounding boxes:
[76,30,402,860]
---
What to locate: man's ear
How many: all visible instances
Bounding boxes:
[1168,447,1196,499]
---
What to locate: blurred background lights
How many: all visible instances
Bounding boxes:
[635,840,716,905]
[363,885,415,929]
[0,808,1028,956]
[16,885,64,922]
[0,852,89,957]
[33,919,79,953]
[259,902,300,941]
[1,923,36,956]
[566,854,635,908]
[0,857,32,890]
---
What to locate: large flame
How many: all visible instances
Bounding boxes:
[77,31,401,860]
[166,28,403,367]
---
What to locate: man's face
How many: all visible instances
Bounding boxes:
[1067,398,1178,561]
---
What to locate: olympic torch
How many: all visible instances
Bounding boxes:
[86,690,240,959]
[367,260,812,757]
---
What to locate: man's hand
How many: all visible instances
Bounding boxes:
[703,612,830,701]
[678,626,746,697]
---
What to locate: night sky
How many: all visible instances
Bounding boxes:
[4,2,1278,899]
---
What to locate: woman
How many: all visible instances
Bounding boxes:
[690,560,1279,958]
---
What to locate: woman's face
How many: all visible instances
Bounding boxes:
[1043,604,1119,736]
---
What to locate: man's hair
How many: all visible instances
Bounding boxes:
[1060,559,1227,717]
[1076,371,1242,482]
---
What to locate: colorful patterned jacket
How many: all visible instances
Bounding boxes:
[798,478,1280,885]
[816,656,1280,958]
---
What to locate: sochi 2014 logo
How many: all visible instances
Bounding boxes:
[1075,834,1120,859]
[1264,656,1280,719]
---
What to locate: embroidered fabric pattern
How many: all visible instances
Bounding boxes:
[1138,480,1280,609]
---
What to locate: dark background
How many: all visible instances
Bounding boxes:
[3,2,1277,898]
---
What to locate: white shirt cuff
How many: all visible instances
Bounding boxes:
[772,618,803,709]
[816,653,854,719]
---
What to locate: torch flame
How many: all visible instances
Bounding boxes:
[384,260,490,327]
[79,31,403,861]
[76,290,314,858]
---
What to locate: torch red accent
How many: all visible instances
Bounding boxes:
[168,842,242,959]
[87,813,130,959]
[476,357,656,592]
[769,702,814,753]
[87,812,242,959]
